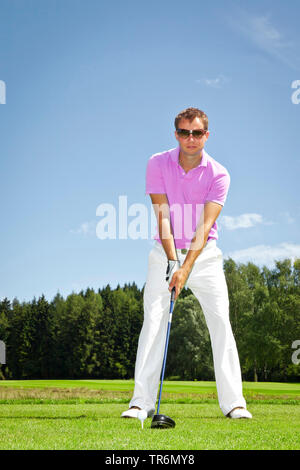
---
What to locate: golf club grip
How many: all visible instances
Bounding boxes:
[171,286,176,302]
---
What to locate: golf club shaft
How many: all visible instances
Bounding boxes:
[156,287,176,415]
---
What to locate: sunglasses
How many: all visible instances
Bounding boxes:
[176,128,207,139]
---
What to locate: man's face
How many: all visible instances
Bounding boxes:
[175,117,209,156]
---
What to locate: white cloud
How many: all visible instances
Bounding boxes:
[70,221,96,236]
[225,242,300,267]
[220,213,265,230]
[227,10,299,70]
[196,74,230,89]
[220,211,298,231]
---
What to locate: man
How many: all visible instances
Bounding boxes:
[122,107,252,420]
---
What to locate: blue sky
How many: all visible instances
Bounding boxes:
[0,0,299,302]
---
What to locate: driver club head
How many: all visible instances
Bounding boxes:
[151,414,176,429]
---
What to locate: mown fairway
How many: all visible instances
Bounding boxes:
[0,380,299,450]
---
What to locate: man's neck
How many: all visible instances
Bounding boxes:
[179,149,203,172]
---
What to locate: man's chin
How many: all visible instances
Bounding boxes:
[182,147,202,157]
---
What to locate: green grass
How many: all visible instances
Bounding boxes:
[0,403,299,450]
[0,379,299,404]
[0,380,299,450]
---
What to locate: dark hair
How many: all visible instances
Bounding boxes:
[174,107,208,131]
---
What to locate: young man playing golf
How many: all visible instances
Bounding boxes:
[122,107,252,420]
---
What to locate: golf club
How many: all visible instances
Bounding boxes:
[151,286,176,429]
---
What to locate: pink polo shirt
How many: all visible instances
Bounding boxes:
[146,146,230,249]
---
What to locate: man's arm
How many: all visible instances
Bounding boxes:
[169,201,223,299]
[150,194,177,260]
[182,201,222,271]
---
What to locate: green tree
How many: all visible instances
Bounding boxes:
[167,295,213,380]
[58,291,102,378]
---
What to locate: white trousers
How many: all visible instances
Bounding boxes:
[129,240,247,416]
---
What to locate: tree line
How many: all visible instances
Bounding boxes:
[0,258,299,382]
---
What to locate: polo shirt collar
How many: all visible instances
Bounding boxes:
[170,146,208,167]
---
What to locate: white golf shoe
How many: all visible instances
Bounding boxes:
[121,407,141,418]
[228,408,252,419]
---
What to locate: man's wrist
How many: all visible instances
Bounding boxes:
[180,263,192,276]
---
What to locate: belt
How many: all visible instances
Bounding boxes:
[177,238,214,255]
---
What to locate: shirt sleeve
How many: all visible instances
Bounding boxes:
[205,171,230,206]
[145,155,166,194]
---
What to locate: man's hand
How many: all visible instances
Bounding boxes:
[168,266,190,300]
